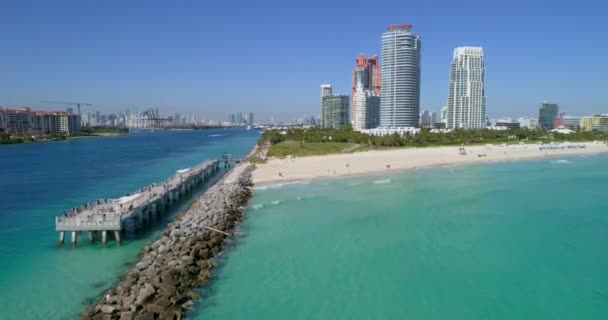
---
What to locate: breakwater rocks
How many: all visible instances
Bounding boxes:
[83,165,254,320]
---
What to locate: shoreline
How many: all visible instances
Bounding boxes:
[253,141,608,186]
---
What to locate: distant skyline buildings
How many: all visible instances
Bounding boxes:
[446,47,486,129]
[379,24,421,128]
[227,111,255,126]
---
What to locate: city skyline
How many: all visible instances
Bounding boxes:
[0,1,607,121]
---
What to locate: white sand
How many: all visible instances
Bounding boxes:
[252,142,608,185]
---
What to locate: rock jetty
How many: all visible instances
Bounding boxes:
[83,164,254,320]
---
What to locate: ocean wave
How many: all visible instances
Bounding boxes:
[271,201,281,205]
[254,180,310,190]
[549,159,571,164]
[296,197,302,200]
[251,204,264,209]
[208,134,225,137]
[373,179,392,184]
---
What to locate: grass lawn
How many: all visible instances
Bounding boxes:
[267,141,368,157]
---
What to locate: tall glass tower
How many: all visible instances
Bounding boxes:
[380,24,421,128]
[446,47,486,129]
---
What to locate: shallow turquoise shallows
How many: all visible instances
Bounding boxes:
[193,154,608,320]
[0,128,258,319]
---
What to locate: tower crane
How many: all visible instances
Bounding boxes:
[41,101,92,115]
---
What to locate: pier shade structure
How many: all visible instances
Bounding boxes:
[55,159,221,247]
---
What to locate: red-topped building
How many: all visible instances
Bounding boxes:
[351,54,381,123]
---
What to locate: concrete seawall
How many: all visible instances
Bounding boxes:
[83,164,255,320]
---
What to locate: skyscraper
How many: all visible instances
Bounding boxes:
[538,102,559,129]
[352,83,380,131]
[320,84,332,98]
[246,112,254,126]
[380,24,421,128]
[351,54,380,123]
[446,47,486,129]
[321,94,349,129]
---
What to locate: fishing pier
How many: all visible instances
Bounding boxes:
[55,158,225,247]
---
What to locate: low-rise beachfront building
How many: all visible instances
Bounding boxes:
[518,117,538,129]
[550,127,575,134]
[580,115,608,132]
[494,117,521,129]
[361,126,421,136]
[554,115,581,131]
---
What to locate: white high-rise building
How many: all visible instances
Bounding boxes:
[352,83,380,131]
[320,84,332,98]
[379,24,421,128]
[446,47,486,129]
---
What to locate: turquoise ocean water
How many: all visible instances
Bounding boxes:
[194,154,608,320]
[0,128,258,319]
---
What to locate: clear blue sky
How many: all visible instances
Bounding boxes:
[0,0,606,121]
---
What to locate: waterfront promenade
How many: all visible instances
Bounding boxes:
[55,159,221,246]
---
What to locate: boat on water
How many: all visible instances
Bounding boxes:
[246,125,252,130]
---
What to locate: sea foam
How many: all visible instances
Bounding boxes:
[373,179,392,184]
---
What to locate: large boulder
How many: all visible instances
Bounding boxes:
[134,283,155,306]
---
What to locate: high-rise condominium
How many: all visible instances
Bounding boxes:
[446,47,486,129]
[321,94,349,129]
[351,54,380,123]
[380,24,421,128]
[352,82,380,131]
[538,102,559,129]
[321,84,332,99]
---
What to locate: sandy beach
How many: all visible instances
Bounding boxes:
[253,142,608,185]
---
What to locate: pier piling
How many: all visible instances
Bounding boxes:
[114,231,121,245]
[71,231,77,247]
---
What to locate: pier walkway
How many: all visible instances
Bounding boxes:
[55,159,221,246]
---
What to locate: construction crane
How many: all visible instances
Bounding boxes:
[142,108,170,128]
[41,101,92,115]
